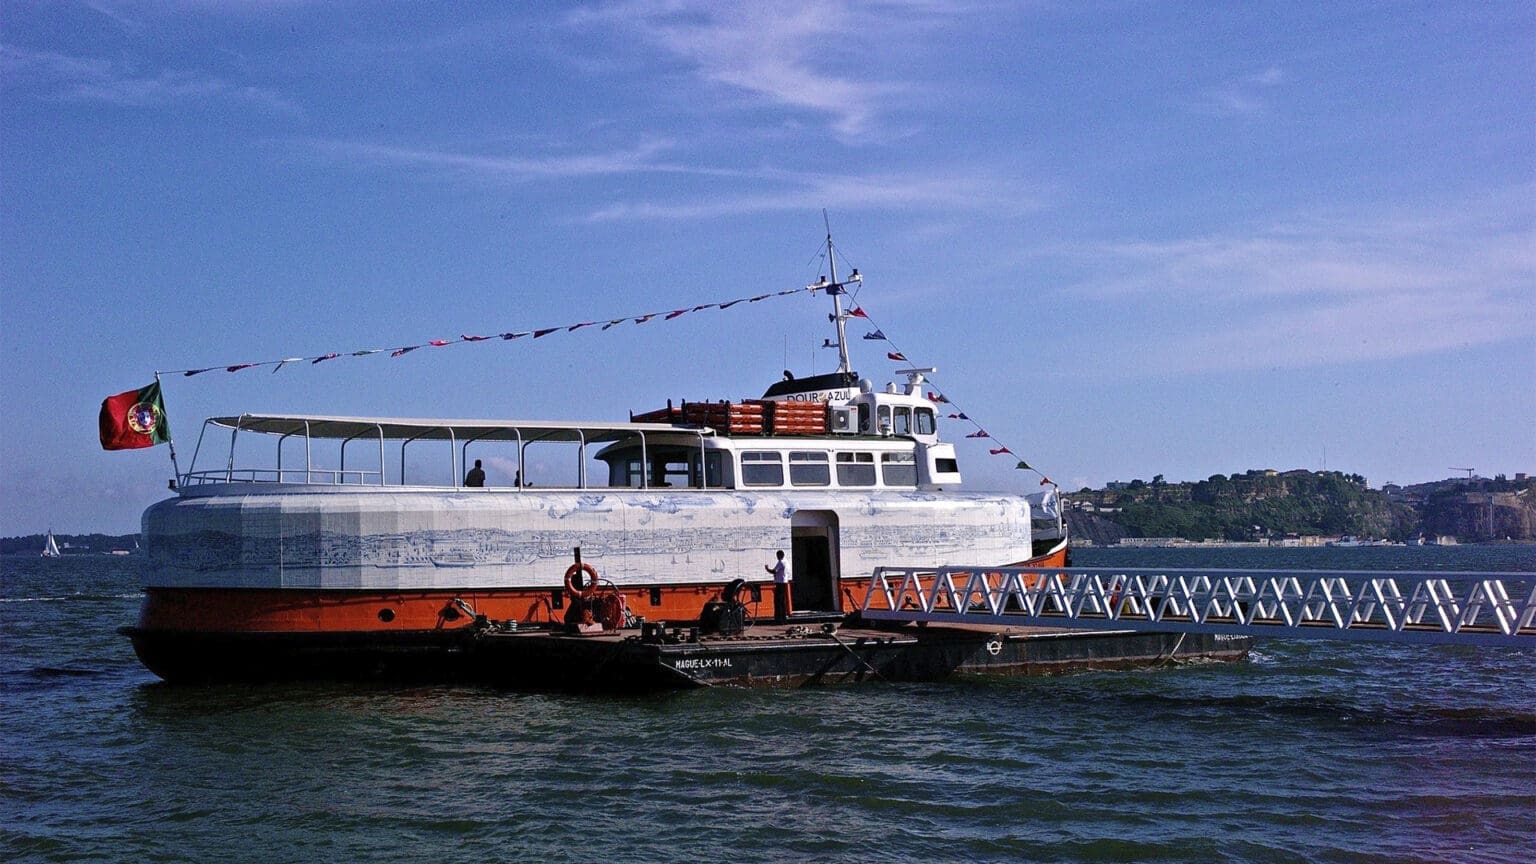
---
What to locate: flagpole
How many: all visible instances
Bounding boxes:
[155,372,184,487]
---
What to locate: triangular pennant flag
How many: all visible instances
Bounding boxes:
[312,353,340,364]
[353,349,383,356]
[990,447,1012,455]
[849,307,869,318]
[948,412,968,420]
[390,347,418,358]
[1040,476,1053,485]
[461,334,490,342]
[665,309,688,320]
[862,330,886,340]
[567,322,596,332]
[602,320,625,330]
[718,299,743,309]
[183,368,213,377]
[226,363,257,372]
[635,314,655,324]
[429,340,453,347]
[1015,460,1032,470]
[499,332,526,340]
[927,392,948,403]
[887,352,906,361]
[532,328,558,338]
[691,304,714,312]
[272,358,303,373]
[748,293,772,302]
[965,430,989,439]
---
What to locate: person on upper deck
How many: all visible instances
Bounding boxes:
[464,459,485,487]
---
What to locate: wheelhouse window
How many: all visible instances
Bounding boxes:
[893,406,911,436]
[789,451,830,486]
[915,408,936,436]
[881,452,917,486]
[741,451,784,486]
[836,452,876,486]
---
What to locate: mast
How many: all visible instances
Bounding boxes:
[817,211,860,376]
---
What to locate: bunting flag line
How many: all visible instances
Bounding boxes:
[164,283,827,378]
[845,299,1058,487]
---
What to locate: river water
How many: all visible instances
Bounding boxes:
[3,546,1533,863]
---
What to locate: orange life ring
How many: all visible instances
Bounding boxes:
[564,562,599,596]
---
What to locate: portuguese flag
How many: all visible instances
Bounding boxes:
[99,381,171,450]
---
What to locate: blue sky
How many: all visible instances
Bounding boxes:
[2,1,1532,535]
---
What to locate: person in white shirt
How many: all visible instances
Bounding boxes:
[765,549,791,623]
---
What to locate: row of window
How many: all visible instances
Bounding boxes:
[861,404,937,437]
[741,450,916,488]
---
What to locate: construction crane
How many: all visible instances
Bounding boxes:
[1450,467,1476,479]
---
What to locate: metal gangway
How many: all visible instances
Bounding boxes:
[859,567,1536,648]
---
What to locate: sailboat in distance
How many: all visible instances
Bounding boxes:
[41,530,61,558]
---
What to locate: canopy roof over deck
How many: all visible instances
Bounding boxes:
[206,414,713,444]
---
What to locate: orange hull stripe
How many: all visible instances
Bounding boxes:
[137,546,1068,635]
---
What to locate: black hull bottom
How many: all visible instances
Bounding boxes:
[123,623,1251,690]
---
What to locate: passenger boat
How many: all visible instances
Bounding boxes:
[123,258,1069,683]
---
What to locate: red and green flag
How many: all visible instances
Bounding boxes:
[99,381,171,450]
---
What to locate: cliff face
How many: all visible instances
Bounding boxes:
[1065,512,1128,546]
[1417,489,1536,542]
[1069,472,1535,543]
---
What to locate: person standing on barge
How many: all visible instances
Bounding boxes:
[766,550,791,623]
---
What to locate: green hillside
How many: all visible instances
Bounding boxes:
[1070,470,1534,543]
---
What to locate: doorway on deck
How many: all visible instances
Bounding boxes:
[790,510,841,614]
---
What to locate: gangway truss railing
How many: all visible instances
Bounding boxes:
[859,567,1536,648]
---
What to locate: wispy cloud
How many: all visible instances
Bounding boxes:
[285,134,1045,221]
[567,0,940,139]
[587,166,1046,221]
[1188,65,1286,117]
[0,44,296,113]
[285,137,741,183]
[1068,186,1535,374]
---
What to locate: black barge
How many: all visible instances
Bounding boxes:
[462,619,1252,691]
